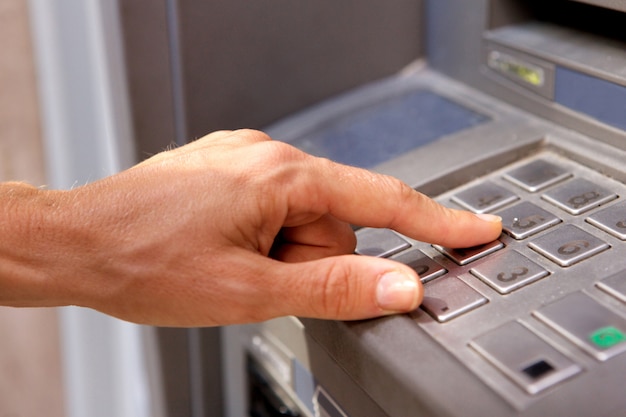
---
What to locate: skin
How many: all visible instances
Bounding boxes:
[0,129,501,327]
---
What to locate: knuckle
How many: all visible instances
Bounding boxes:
[253,142,309,185]
[234,128,272,143]
[261,140,304,163]
[395,179,419,204]
[383,177,420,228]
[313,261,355,318]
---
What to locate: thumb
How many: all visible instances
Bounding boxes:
[272,255,423,321]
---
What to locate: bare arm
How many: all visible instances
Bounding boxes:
[0,130,501,326]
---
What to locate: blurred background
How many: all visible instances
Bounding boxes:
[0,1,421,416]
[5,1,626,416]
[0,1,65,417]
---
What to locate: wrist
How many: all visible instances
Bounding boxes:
[0,183,74,307]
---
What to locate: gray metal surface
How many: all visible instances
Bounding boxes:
[410,148,626,413]
[486,22,626,86]
[259,62,626,416]
[429,0,626,152]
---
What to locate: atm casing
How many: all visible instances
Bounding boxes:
[119,1,626,416]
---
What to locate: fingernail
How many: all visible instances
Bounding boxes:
[376,271,419,313]
[475,213,502,222]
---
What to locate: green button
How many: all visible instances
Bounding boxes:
[589,326,626,349]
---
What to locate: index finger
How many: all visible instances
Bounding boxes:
[298,156,502,248]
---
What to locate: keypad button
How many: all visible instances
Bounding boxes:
[542,178,618,215]
[528,224,609,267]
[391,250,447,283]
[433,240,504,266]
[503,159,572,192]
[597,270,626,304]
[470,321,582,395]
[421,276,488,322]
[355,228,410,258]
[497,202,562,240]
[451,182,519,213]
[587,201,626,240]
[534,292,626,361]
[470,250,549,294]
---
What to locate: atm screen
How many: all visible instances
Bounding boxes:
[287,90,489,168]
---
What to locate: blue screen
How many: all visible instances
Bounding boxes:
[287,90,489,168]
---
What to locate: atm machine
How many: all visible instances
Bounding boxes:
[117,1,626,416]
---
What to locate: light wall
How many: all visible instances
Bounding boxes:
[0,1,65,417]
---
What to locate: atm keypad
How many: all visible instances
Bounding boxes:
[355,153,626,400]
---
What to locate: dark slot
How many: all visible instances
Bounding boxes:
[521,359,555,380]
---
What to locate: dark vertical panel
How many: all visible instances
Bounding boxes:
[119,0,177,160]
[426,0,487,85]
[120,1,424,150]
[175,1,424,140]
[154,327,224,417]
[156,328,193,417]
[199,328,224,415]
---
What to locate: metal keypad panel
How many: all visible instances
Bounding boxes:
[354,151,626,409]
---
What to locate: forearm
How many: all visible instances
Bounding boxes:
[0,182,71,307]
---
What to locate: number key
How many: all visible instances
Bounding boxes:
[528,225,609,267]
[470,250,549,293]
[498,202,561,239]
[355,228,410,257]
[587,201,626,241]
[434,240,504,266]
[542,178,617,215]
[451,182,519,214]
[503,159,572,192]
[421,276,488,322]
[391,250,447,283]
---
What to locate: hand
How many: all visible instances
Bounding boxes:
[0,130,501,326]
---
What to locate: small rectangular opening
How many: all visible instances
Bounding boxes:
[490,0,626,40]
[521,359,555,380]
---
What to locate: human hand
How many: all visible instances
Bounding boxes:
[3,130,501,326]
